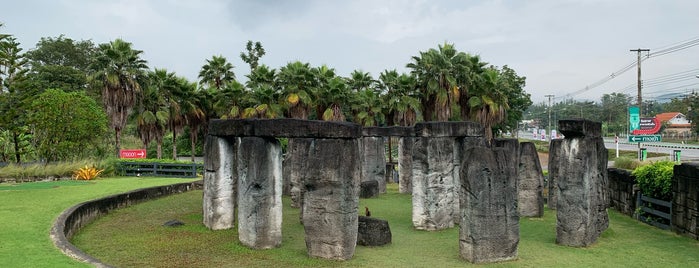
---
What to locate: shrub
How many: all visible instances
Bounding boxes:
[73,166,104,180]
[632,161,675,200]
[614,157,643,170]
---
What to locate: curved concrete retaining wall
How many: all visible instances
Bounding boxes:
[50,181,203,267]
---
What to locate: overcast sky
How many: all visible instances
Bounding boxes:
[3,0,699,103]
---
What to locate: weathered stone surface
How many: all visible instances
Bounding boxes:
[237,137,283,249]
[494,139,520,167]
[203,136,237,230]
[547,139,563,210]
[607,168,637,217]
[287,138,313,208]
[558,119,602,138]
[361,137,386,193]
[362,126,414,137]
[357,216,392,246]
[460,147,519,263]
[398,137,413,194]
[301,138,361,260]
[518,142,544,217]
[553,136,609,247]
[412,136,457,231]
[209,119,362,138]
[360,180,379,198]
[414,121,484,137]
[671,163,699,240]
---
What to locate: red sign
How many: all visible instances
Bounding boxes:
[120,149,146,159]
[632,117,661,135]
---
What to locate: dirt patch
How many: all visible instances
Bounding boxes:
[538,152,549,170]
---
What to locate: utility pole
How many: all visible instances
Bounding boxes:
[545,94,554,141]
[630,48,650,116]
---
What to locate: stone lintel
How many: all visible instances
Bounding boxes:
[208,119,362,138]
[558,119,602,138]
[362,126,415,137]
[414,121,484,137]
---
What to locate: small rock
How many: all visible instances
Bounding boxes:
[357,216,391,246]
[360,180,379,198]
[163,219,185,227]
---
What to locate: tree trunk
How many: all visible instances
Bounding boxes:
[190,130,197,162]
[157,139,163,159]
[115,128,121,158]
[12,131,21,163]
[172,130,178,160]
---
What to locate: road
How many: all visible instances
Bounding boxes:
[517,131,699,162]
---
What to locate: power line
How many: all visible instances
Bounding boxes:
[556,36,699,100]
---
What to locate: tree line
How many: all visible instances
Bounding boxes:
[525,92,699,137]
[0,23,532,163]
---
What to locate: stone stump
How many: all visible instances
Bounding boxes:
[398,137,413,194]
[362,136,386,193]
[357,216,392,246]
[203,136,237,230]
[237,137,283,249]
[360,180,379,198]
[552,119,609,247]
[460,146,519,263]
[302,138,361,260]
[518,142,544,217]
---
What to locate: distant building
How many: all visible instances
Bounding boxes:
[656,112,692,136]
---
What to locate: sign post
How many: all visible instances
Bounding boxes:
[615,136,619,158]
[119,149,147,159]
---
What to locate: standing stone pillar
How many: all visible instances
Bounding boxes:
[302,138,361,260]
[552,119,609,247]
[518,142,545,217]
[412,122,483,231]
[287,138,311,208]
[547,139,563,210]
[203,136,237,230]
[237,137,283,249]
[361,136,386,193]
[412,136,457,230]
[460,146,519,263]
[398,137,413,194]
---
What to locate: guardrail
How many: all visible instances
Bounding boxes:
[636,193,672,230]
[118,162,202,178]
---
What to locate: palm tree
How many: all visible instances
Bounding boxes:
[276,61,315,119]
[316,76,350,121]
[347,70,375,92]
[457,54,488,120]
[91,38,148,156]
[243,84,282,119]
[198,55,235,90]
[407,43,470,121]
[180,81,207,162]
[246,64,276,88]
[165,77,192,160]
[351,88,384,126]
[380,70,421,126]
[136,68,171,159]
[467,68,509,142]
[212,80,247,119]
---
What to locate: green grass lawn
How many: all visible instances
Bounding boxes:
[0,177,199,268]
[72,184,699,267]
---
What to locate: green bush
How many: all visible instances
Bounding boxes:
[614,157,643,170]
[632,161,675,200]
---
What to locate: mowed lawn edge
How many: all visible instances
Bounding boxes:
[0,177,200,268]
[73,183,699,268]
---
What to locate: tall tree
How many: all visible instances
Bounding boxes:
[198,55,235,90]
[137,68,174,159]
[240,40,265,71]
[180,80,207,162]
[407,43,470,121]
[347,70,374,92]
[467,68,509,142]
[276,61,315,119]
[90,38,148,156]
[379,70,421,126]
[0,34,32,163]
[493,65,532,135]
[24,35,95,92]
